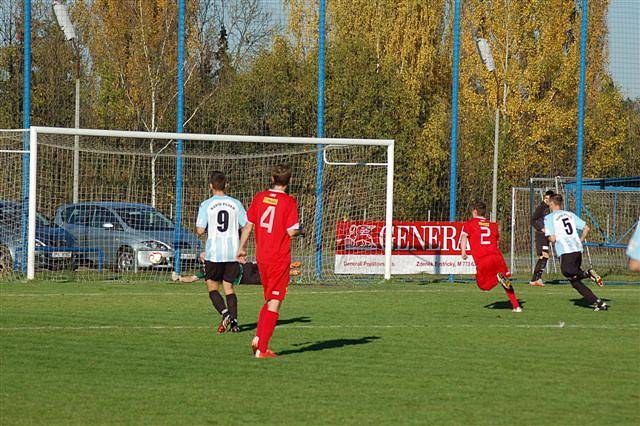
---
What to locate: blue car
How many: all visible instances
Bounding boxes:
[0,200,78,273]
[54,202,201,273]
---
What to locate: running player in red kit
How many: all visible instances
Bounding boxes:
[459,201,522,312]
[237,164,301,358]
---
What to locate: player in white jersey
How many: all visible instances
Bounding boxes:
[196,172,247,333]
[544,194,607,311]
[627,220,640,272]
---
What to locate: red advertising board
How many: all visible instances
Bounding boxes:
[335,221,477,274]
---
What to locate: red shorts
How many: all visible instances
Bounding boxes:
[474,253,509,291]
[258,261,290,301]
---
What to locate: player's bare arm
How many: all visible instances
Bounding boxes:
[460,233,468,260]
[579,224,590,242]
[288,229,301,237]
[196,226,206,236]
[236,223,254,263]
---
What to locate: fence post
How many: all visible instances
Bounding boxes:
[576,0,588,216]
[174,0,185,274]
[314,0,327,279]
[21,0,32,275]
[448,0,461,282]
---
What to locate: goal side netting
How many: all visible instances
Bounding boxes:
[510,177,639,275]
[0,127,394,282]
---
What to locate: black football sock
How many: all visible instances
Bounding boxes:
[209,291,228,316]
[226,293,238,320]
[571,280,598,305]
[578,269,591,280]
[531,258,548,281]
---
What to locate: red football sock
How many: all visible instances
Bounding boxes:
[504,287,520,309]
[256,303,268,340]
[258,310,279,353]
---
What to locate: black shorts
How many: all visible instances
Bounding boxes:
[204,261,241,283]
[535,232,550,257]
[560,252,583,278]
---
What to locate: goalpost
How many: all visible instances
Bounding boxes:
[3,127,394,281]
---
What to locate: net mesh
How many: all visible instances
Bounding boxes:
[0,130,28,280]
[10,130,388,282]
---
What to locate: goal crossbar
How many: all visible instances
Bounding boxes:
[30,126,394,147]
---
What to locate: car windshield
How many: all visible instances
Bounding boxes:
[114,207,174,230]
[0,206,51,227]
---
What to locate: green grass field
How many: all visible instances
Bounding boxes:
[1,279,639,425]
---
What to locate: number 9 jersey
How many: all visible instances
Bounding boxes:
[544,210,586,256]
[247,189,300,264]
[196,195,247,262]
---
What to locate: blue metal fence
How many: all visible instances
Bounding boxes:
[20,0,32,274]
[314,0,327,279]
[173,0,186,274]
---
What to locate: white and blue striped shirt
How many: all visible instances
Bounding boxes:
[544,210,586,256]
[196,195,247,262]
[627,221,640,262]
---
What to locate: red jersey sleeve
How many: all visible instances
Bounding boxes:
[492,222,500,242]
[285,198,300,230]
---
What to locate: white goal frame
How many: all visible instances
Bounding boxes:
[25,126,395,280]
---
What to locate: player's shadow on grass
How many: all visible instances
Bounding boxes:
[484,300,526,310]
[570,298,611,309]
[239,316,312,332]
[278,336,381,356]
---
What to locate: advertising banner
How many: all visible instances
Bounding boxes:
[335,221,477,274]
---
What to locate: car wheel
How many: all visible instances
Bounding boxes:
[0,246,13,276]
[117,247,135,273]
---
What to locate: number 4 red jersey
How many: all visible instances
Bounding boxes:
[461,217,501,260]
[247,189,300,264]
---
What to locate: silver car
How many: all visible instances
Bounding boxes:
[54,202,201,273]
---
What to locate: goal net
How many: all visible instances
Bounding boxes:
[0,130,28,280]
[510,177,639,275]
[1,127,394,282]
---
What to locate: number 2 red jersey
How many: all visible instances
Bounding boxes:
[247,189,300,264]
[461,217,501,260]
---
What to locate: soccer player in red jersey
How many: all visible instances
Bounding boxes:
[460,201,522,312]
[237,164,301,358]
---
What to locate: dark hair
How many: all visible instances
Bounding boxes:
[209,171,226,191]
[544,190,556,197]
[272,164,292,186]
[550,194,563,206]
[471,200,487,216]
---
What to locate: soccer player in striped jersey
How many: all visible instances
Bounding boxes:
[544,194,607,311]
[628,221,640,272]
[196,172,247,333]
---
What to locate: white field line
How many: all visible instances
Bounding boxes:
[1,287,639,298]
[0,289,482,297]
[1,323,638,332]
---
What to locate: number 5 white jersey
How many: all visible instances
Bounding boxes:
[196,195,247,262]
[544,210,586,256]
